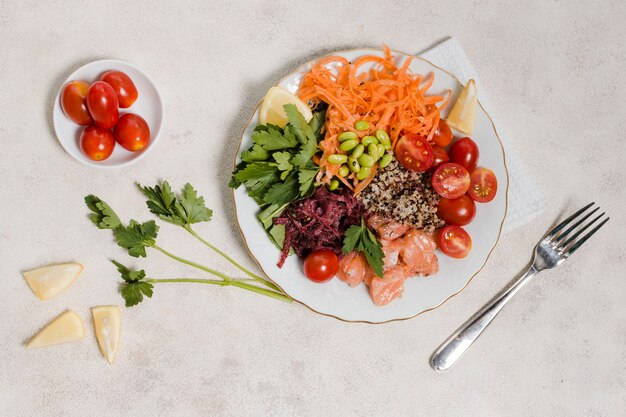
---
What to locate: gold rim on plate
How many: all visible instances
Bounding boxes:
[230,47,510,324]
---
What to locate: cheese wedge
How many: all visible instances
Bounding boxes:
[446,79,478,135]
[92,306,121,364]
[23,263,84,300]
[26,310,85,349]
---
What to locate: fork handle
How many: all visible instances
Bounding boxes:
[431,265,539,372]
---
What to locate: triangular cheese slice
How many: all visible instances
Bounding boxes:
[92,306,121,364]
[26,310,85,349]
[23,263,84,300]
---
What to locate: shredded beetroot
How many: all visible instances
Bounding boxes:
[274,187,365,267]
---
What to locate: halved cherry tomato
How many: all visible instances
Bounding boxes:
[449,137,479,172]
[101,70,138,108]
[430,146,449,171]
[304,249,339,283]
[431,163,470,199]
[396,134,433,172]
[437,195,476,226]
[438,225,472,258]
[114,113,150,151]
[432,119,453,147]
[61,81,93,126]
[87,81,119,129]
[79,125,115,161]
[469,168,498,203]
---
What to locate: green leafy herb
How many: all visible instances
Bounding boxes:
[137,181,212,227]
[342,218,385,277]
[112,260,153,307]
[85,195,121,229]
[113,220,159,258]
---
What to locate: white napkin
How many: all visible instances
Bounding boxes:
[419,38,546,233]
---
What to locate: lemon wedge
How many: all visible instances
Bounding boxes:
[23,262,84,300]
[26,310,85,349]
[92,306,121,364]
[446,79,477,135]
[259,86,312,128]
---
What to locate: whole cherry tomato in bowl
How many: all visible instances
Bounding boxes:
[101,70,138,108]
[449,137,479,172]
[79,125,116,161]
[114,113,151,151]
[61,81,93,126]
[87,81,119,129]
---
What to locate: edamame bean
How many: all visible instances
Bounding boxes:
[361,135,378,147]
[328,154,348,164]
[375,129,390,146]
[328,179,339,191]
[377,143,386,158]
[351,144,365,158]
[367,144,379,161]
[339,139,358,151]
[355,120,370,131]
[338,131,358,142]
[338,165,350,177]
[379,153,393,168]
[357,153,375,167]
[356,166,372,180]
[348,157,360,173]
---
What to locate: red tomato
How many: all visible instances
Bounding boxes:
[79,125,115,161]
[449,137,479,172]
[431,146,449,171]
[469,168,498,203]
[61,81,93,126]
[431,163,470,199]
[101,70,138,108]
[87,81,119,129]
[438,225,472,258]
[437,195,476,226]
[396,134,433,172]
[114,113,150,151]
[432,119,453,147]
[304,249,339,283]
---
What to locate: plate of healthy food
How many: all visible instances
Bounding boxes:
[230,47,507,323]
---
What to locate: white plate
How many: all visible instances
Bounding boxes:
[53,59,164,168]
[233,48,508,323]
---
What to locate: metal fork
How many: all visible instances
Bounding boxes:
[431,203,609,372]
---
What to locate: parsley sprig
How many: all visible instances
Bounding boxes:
[342,218,385,277]
[85,183,291,307]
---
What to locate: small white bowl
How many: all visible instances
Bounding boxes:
[53,59,164,168]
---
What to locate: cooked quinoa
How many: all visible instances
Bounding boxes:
[357,159,444,232]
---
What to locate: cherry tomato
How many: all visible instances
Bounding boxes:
[101,70,138,108]
[87,81,119,129]
[60,81,93,126]
[438,225,472,258]
[469,168,498,203]
[430,146,449,171]
[304,249,339,283]
[114,113,150,151]
[432,119,453,147]
[437,195,476,226]
[396,134,433,172]
[431,163,470,199]
[449,137,479,172]
[79,125,115,161]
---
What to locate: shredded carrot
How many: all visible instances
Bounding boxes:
[298,47,451,193]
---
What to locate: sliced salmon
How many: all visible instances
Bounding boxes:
[368,214,411,241]
[369,267,407,306]
[400,229,438,275]
[338,252,371,287]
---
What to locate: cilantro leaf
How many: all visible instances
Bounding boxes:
[252,124,298,150]
[111,260,153,307]
[233,162,280,204]
[140,181,213,227]
[273,151,293,171]
[342,218,384,277]
[137,181,181,224]
[120,281,154,307]
[173,183,213,224]
[241,144,270,162]
[113,220,159,258]
[263,172,300,206]
[85,195,121,229]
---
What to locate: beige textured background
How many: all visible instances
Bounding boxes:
[1,1,625,416]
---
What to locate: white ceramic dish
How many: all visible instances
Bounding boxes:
[233,48,508,323]
[53,59,163,168]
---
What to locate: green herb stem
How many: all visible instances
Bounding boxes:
[152,244,235,282]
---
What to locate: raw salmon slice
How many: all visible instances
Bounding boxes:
[338,252,371,287]
[369,267,407,306]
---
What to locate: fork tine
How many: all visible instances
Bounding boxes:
[545,202,595,240]
[559,212,605,249]
[563,217,610,257]
[554,207,600,244]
